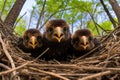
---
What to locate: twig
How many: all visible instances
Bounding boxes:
[13,12,27,29]
[25,63,78,69]
[39,7,73,30]
[21,71,91,77]
[0,63,11,70]
[78,66,120,72]
[25,63,120,72]
[0,61,31,75]
[0,34,16,76]
[101,26,120,43]
[78,71,111,80]
[28,9,35,28]
[36,0,46,29]
[29,67,70,80]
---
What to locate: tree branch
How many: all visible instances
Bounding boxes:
[36,0,46,29]
[39,8,73,30]
[0,34,16,76]
[100,0,117,28]
[13,12,27,29]
[78,71,111,80]
[109,0,120,25]
[29,67,70,80]
[4,0,26,28]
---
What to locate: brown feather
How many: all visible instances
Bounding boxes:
[71,29,100,57]
[43,19,71,61]
[17,29,45,58]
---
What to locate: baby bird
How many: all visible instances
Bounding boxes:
[43,19,71,61]
[71,29,99,57]
[17,28,44,58]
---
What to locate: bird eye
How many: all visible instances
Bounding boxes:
[72,37,79,44]
[24,36,29,42]
[63,27,68,32]
[75,37,79,42]
[48,27,53,32]
[89,36,93,41]
[37,36,41,41]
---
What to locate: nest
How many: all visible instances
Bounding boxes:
[1,27,120,80]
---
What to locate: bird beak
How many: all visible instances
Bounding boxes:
[83,45,87,50]
[30,36,36,49]
[53,27,64,42]
[81,36,88,50]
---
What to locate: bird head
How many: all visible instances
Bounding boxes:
[71,29,95,51]
[45,19,70,43]
[23,29,42,49]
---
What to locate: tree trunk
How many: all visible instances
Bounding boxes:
[4,0,26,28]
[109,0,120,26]
[100,0,117,28]
[1,0,26,39]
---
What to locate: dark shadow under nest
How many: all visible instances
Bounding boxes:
[1,27,120,80]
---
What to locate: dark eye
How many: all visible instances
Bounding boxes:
[24,36,29,42]
[75,37,79,42]
[63,27,68,32]
[88,36,93,41]
[72,37,79,44]
[37,36,41,41]
[48,27,53,32]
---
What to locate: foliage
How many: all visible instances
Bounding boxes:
[0,0,27,36]
[0,0,16,20]
[34,0,93,30]
[31,0,116,36]
[0,0,117,36]
[87,20,114,36]
[14,19,26,36]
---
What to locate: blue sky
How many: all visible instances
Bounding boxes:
[20,0,35,16]
[20,0,36,28]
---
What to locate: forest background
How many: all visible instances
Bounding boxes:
[0,0,120,37]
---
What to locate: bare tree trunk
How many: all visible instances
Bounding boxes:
[0,0,26,40]
[109,0,120,26]
[4,0,26,28]
[100,0,117,28]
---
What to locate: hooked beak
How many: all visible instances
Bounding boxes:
[81,36,88,50]
[29,36,37,49]
[53,27,64,42]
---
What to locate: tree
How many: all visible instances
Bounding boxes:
[0,0,26,39]
[100,0,117,28]
[109,0,120,25]
[28,0,116,35]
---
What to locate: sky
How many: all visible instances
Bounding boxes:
[20,0,36,28]
[20,0,35,16]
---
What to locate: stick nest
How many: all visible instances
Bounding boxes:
[1,27,120,80]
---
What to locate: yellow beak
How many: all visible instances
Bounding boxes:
[54,27,64,42]
[81,36,88,50]
[30,36,36,49]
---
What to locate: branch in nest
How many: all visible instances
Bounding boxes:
[78,71,111,80]
[0,61,31,75]
[0,63,10,70]
[29,67,70,80]
[0,33,16,76]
